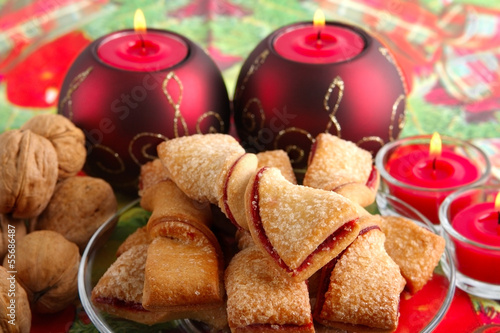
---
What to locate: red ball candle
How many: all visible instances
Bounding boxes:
[58,10,230,191]
[377,134,490,224]
[233,10,408,175]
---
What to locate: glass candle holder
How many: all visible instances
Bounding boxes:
[439,185,500,299]
[375,135,491,224]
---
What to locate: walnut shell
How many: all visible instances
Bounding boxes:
[0,129,58,219]
[35,176,117,251]
[0,266,31,333]
[0,215,27,262]
[21,114,86,179]
[4,230,80,314]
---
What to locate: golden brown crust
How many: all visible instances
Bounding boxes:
[225,246,314,332]
[92,245,149,310]
[218,153,258,230]
[257,150,297,185]
[142,237,224,311]
[304,133,378,207]
[116,226,152,257]
[235,229,255,250]
[141,180,213,243]
[157,134,245,203]
[315,227,405,331]
[379,215,445,294]
[92,244,228,329]
[246,167,360,282]
[138,158,171,196]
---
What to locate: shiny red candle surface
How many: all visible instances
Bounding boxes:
[451,199,500,284]
[97,30,188,71]
[386,142,481,224]
[273,24,364,63]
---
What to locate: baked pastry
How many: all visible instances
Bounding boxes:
[303,133,379,207]
[257,150,297,185]
[157,134,245,203]
[218,153,258,230]
[379,215,445,294]
[116,226,151,257]
[138,158,171,196]
[245,166,360,282]
[92,244,227,329]
[313,215,405,331]
[92,244,170,325]
[142,236,225,312]
[225,246,314,333]
[141,180,213,243]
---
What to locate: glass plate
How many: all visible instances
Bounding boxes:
[79,193,456,333]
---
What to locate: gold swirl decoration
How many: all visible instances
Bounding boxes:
[235,49,270,100]
[323,76,344,136]
[59,66,93,120]
[129,132,169,166]
[274,127,315,165]
[389,94,406,141]
[90,144,125,174]
[196,111,225,134]
[162,71,188,138]
[242,97,266,133]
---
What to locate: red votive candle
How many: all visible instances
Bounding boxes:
[440,187,500,298]
[376,134,491,224]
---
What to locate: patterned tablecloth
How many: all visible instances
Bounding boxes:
[1,0,499,332]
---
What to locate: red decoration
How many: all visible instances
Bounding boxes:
[3,31,91,108]
[233,21,407,173]
[58,29,231,191]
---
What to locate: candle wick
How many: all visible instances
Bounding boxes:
[138,34,146,53]
[432,157,437,171]
[316,29,323,48]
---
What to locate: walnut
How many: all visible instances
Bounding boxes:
[0,266,31,333]
[35,176,117,251]
[4,230,80,314]
[21,114,86,179]
[0,129,58,219]
[0,215,27,262]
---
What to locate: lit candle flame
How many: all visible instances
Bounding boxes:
[313,9,325,30]
[134,9,147,33]
[429,132,442,159]
[429,132,441,170]
[495,192,500,211]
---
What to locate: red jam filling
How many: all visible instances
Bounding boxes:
[313,225,382,317]
[250,167,358,276]
[94,297,148,312]
[307,141,318,166]
[222,154,246,229]
[366,165,378,190]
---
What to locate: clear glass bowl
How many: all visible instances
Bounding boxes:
[79,194,456,332]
